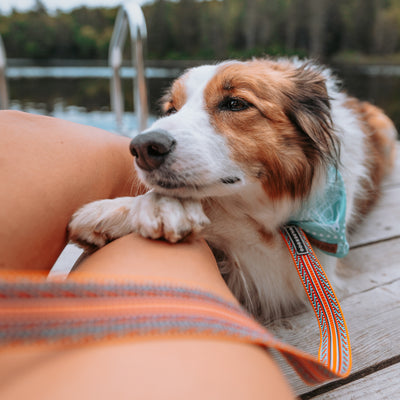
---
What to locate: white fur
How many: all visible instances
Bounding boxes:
[69,192,209,246]
[69,60,376,322]
[136,65,247,199]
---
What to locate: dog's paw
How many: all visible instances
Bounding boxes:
[135,193,210,243]
[68,193,210,250]
[68,197,137,250]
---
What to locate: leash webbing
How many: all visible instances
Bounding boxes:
[0,228,351,386]
[281,225,352,379]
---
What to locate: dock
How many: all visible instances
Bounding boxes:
[268,143,400,399]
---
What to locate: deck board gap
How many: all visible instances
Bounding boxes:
[344,276,400,298]
[299,354,400,400]
[349,234,400,251]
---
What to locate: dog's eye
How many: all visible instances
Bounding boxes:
[164,107,177,116]
[219,97,251,112]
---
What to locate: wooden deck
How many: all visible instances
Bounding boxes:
[268,143,400,399]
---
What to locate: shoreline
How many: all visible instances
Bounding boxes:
[7,56,400,68]
[5,58,400,79]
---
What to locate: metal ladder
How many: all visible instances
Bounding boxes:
[0,34,9,109]
[109,1,148,135]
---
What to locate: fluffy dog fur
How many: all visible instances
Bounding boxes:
[69,58,397,322]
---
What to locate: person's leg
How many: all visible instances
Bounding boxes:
[0,234,294,400]
[0,111,145,271]
[0,111,294,398]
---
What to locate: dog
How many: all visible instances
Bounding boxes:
[68,58,397,322]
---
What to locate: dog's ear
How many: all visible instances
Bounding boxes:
[284,64,339,166]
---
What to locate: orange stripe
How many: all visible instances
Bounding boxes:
[280,227,351,377]
[303,235,350,374]
[303,255,338,372]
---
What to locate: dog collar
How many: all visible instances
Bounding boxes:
[289,166,349,258]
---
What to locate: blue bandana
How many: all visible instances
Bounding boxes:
[288,167,349,258]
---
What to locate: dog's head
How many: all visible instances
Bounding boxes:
[130,58,338,200]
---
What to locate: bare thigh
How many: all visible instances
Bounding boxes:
[0,111,143,271]
[0,234,294,400]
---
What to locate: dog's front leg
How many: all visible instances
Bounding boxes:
[68,192,210,251]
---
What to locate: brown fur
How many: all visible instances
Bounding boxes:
[345,98,397,225]
[161,75,187,114]
[202,60,337,200]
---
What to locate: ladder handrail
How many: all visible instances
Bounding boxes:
[0,34,9,110]
[109,1,148,135]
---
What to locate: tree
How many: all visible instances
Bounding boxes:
[33,0,47,14]
[373,1,400,54]
[1,0,400,61]
[145,0,173,58]
[171,0,201,57]
[309,0,328,57]
[244,0,257,50]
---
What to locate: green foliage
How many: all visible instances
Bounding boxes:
[0,0,399,60]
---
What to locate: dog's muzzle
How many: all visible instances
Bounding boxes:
[130,129,176,171]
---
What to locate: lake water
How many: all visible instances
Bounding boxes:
[5,65,180,135]
[5,64,400,136]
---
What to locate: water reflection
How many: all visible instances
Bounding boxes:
[6,66,400,136]
[8,75,174,134]
[336,66,400,134]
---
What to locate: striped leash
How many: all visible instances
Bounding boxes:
[0,225,351,385]
[281,225,352,379]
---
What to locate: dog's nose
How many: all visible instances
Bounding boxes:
[130,129,176,171]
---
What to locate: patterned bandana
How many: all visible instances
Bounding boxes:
[288,167,349,258]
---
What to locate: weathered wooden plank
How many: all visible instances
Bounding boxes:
[311,363,400,400]
[349,186,400,247]
[268,272,400,396]
[337,237,400,297]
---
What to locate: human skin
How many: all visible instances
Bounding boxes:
[0,110,145,271]
[0,111,294,399]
